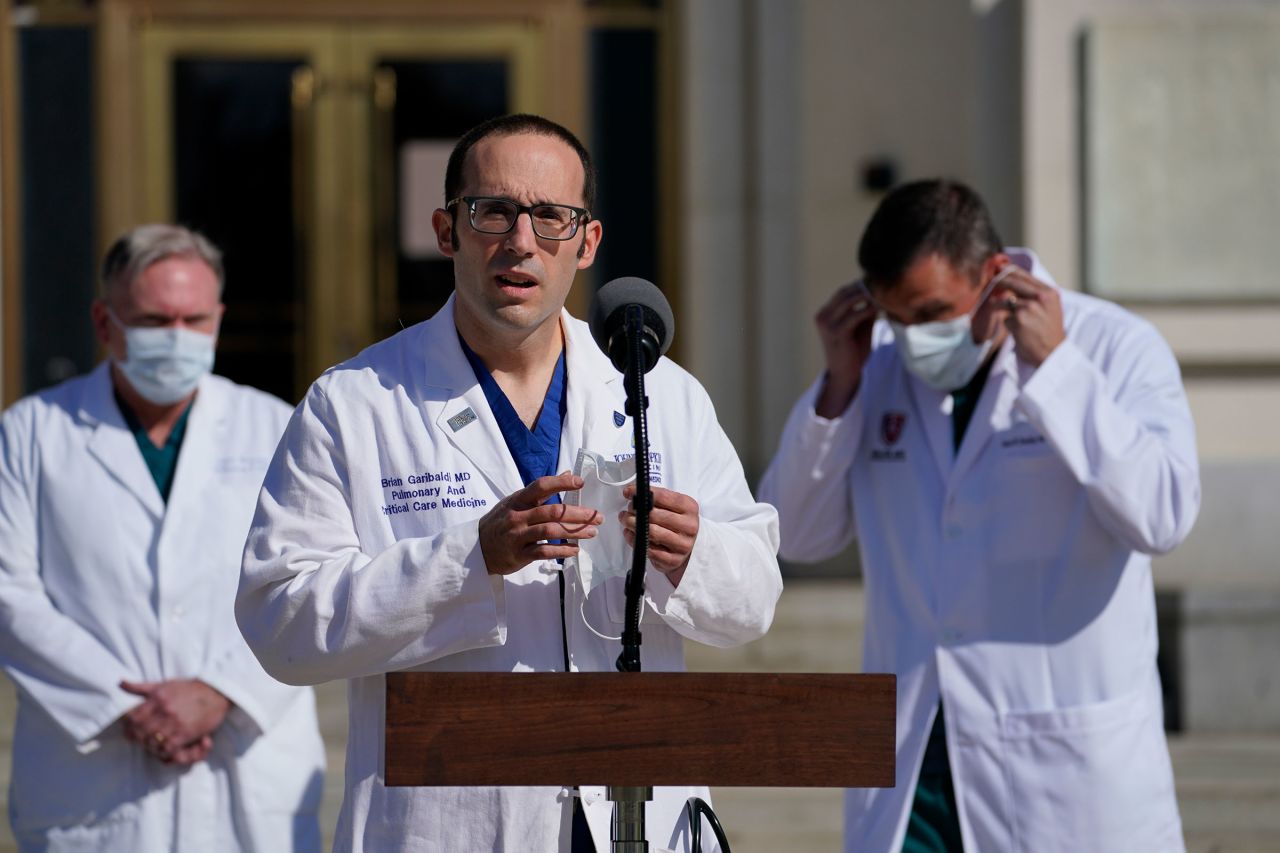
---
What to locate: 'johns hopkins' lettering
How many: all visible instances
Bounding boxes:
[612,450,664,484]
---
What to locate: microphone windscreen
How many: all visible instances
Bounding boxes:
[589,277,675,357]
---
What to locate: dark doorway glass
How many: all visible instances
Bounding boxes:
[590,27,659,292]
[173,59,302,402]
[19,26,96,394]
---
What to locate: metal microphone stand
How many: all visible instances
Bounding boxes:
[608,785,654,853]
[610,303,654,852]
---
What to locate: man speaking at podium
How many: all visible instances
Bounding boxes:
[236,114,782,852]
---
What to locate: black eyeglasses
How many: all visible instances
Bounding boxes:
[447,196,590,241]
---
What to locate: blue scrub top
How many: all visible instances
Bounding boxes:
[459,334,568,500]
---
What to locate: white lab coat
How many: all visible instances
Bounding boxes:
[237,296,782,853]
[760,250,1199,853]
[0,364,325,852]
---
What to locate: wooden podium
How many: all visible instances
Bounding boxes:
[385,671,895,788]
[386,672,894,851]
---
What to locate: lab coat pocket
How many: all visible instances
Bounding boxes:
[984,451,1077,562]
[232,695,325,817]
[998,683,1181,852]
[992,447,1060,482]
[18,810,144,852]
[10,715,144,837]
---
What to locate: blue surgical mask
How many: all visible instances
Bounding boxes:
[889,265,1013,391]
[108,309,216,404]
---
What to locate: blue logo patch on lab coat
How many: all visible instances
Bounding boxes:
[613,410,626,427]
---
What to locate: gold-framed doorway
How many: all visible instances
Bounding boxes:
[98,0,586,401]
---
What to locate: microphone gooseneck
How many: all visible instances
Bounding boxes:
[616,303,651,673]
[588,278,673,674]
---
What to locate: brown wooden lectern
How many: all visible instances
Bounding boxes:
[386,672,894,851]
[385,672,895,788]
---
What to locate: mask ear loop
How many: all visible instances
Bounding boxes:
[576,572,646,643]
[541,559,626,641]
[579,596,621,642]
[971,263,1017,317]
[105,306,128,332]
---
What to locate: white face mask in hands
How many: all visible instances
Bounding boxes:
[108,309,216,404]
[565,448,636,598]
[889,264,1014,391]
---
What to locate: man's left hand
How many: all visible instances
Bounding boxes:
[620,484,700,588]
[121,679,231,764]
[992,268,1066,368]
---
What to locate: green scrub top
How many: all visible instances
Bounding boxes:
[115,390,193,503]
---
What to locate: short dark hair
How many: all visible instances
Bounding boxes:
[857,179,1003,290]
[444,113,597,211]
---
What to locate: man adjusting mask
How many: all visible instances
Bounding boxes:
[762,179,1199,853]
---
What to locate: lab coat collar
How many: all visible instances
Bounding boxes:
[1005,246,1056,288]
[80,362,226,520]
[903,335,1022,490]
[420,296,622,498]
[907,374,954,485]
[947,336,1021,491]
[421,298,525,498]
[81,361,165,518]
[162,372,229,534]
[946,248,1059,488]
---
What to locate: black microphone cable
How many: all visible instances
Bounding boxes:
[686,797,732,852]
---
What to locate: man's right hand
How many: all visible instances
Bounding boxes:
[479,472,603,576]
[815,281,878,418]
[121,679,229,766]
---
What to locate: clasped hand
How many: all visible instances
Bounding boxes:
[121,679,231,765]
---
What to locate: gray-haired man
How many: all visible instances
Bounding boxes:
[0,225,324,851]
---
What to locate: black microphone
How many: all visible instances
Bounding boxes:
[589,277,674,374]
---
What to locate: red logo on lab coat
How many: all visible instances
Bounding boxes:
[881,411,907,446]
